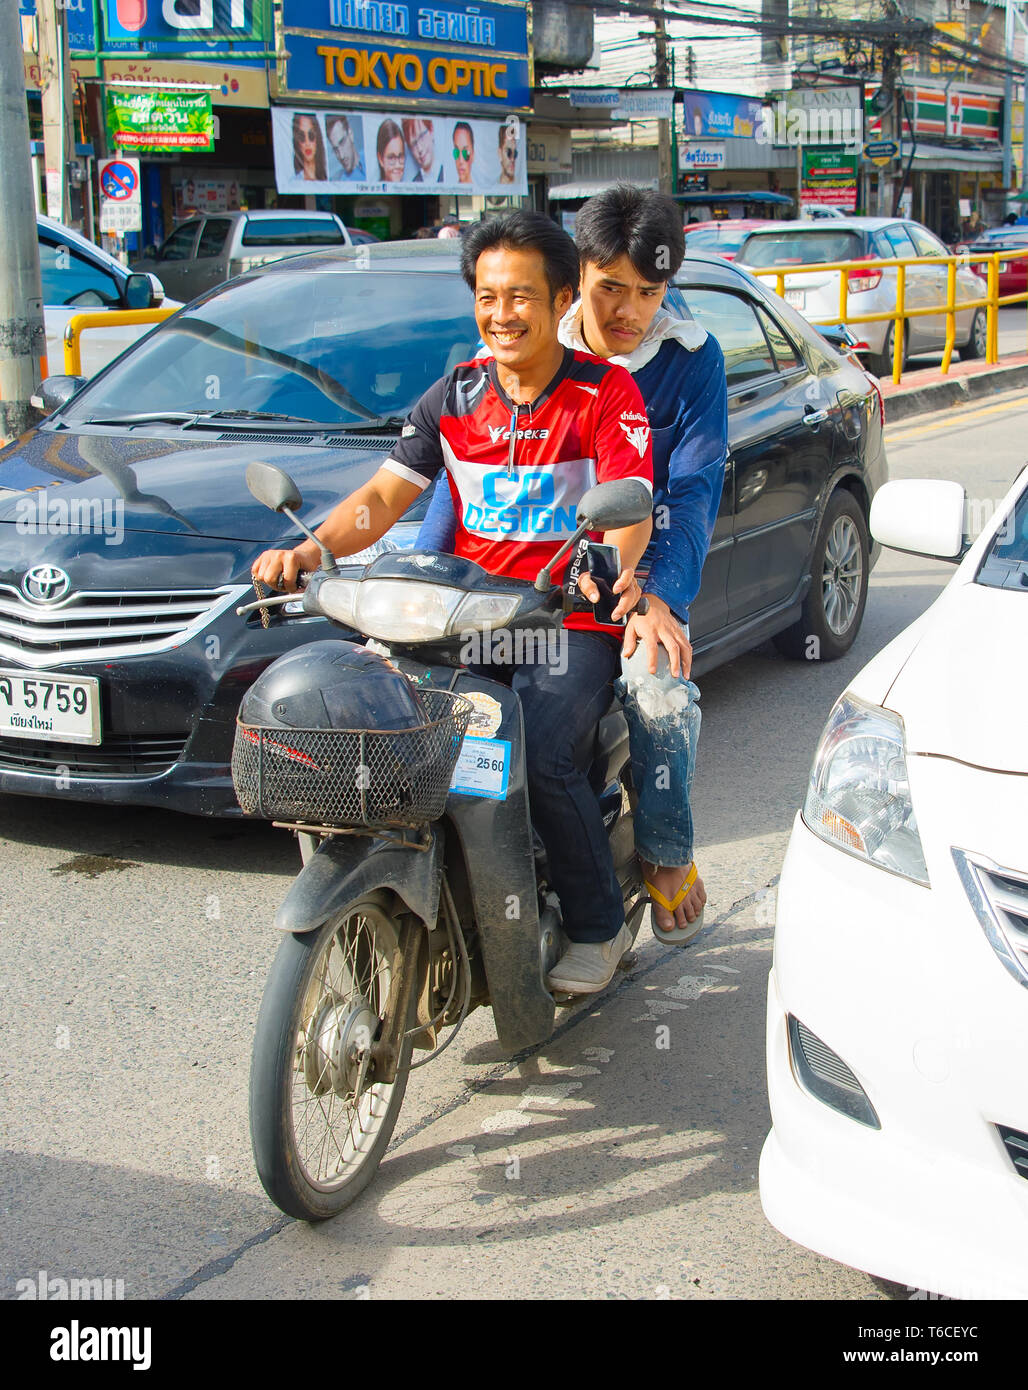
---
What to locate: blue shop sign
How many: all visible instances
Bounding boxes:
[20,0,96,53]
[281,0,528,54]
[280,0,531,111]
[101,0,266,46]
[681,89,764,140]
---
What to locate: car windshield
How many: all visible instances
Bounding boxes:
[685,226,749,253]
[737,230,865,267]
[61,269,479,428]
[977,483,1028,591]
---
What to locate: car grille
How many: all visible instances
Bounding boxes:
[0,585,249,669]
[997,1125,1028,1180]
[0,732,189,777]
[952,849,1028,991]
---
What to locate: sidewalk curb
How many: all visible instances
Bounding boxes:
[883,360,1028,424]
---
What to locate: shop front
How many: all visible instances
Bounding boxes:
[269,0,533,237]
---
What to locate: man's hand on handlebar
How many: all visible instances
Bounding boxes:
[251,544,317,594]
[577,565,644,623]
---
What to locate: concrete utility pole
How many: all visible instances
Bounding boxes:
[654,0,673,196]
[37,0,75,225]
[877,38,900,216]
[0,0,46,442]
[1003,0,1015,192]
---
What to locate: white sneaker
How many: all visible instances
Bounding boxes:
[546,923,633,995]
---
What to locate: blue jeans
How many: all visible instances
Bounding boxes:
[469,629,624,945]
[615,643,700,869]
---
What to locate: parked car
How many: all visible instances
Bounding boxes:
[682,219,773,261]
[37,215,177,378]
[761,469,1028,1299]
[0,245,886,816]
[345,226,380,245]
[132,210,352,303]
[964,225,1028,297]
[735,217,988,378]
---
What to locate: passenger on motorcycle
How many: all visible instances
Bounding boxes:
[417,185,730,944]
[252,211,654,994]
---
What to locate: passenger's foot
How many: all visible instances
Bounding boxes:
[546,923,633,995]
[641,860,706,945]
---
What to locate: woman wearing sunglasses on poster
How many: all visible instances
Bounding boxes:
[452,122,475,184]
[292,113,327,182]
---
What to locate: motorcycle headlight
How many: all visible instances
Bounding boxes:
[802,694,930,886]
[315,578,522,642]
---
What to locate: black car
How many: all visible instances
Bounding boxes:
[0,244,886,816]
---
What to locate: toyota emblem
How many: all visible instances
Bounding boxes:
[21,565,71,604]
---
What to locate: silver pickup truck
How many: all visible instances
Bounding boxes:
[133,210,352,304]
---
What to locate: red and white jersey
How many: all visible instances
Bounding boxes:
[383,348,653,632]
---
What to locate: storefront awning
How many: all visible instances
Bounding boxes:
[547,179,657,200]
[900,142,1003,171]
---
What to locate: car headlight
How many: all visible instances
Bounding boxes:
[802,693,930,886]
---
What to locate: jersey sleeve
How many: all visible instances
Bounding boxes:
[593,363,654,493]
[382,375,448,492]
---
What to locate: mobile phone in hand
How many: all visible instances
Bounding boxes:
[586,542,624,626]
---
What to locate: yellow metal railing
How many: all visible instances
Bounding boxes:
[747,248,1028,385]
[63,307,177,376]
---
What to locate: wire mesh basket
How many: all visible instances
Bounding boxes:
[231,688,473,829]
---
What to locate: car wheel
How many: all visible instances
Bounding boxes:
[867,321,905,378]
[773,489,870,662]
[959,308,987,361]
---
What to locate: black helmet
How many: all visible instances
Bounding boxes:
[233,640,436,825]
[238,639,428,732]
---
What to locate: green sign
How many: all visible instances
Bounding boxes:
[105,90,215,154]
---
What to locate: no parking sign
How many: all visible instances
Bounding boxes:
[98,157,142,233]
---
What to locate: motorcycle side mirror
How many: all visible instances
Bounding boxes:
[533,478,654,592]
[245,462,337,574]
[246,461,303,512]
[576,478,653,530]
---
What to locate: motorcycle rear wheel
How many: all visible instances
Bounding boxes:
[249,890,413,1221]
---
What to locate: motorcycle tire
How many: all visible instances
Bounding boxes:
[249,890,413,1221]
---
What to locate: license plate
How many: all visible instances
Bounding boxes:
[785,289,806,308]
[0,668,101,745]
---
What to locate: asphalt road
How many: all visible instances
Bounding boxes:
[2,392,1027,1303]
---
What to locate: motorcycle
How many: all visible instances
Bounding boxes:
[233,462,653,1221]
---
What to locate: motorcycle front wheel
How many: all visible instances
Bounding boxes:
[249,890,413,1221]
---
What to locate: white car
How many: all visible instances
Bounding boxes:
[38,215,181,378]
[736,217,987,378]
[760,471,1028,1300]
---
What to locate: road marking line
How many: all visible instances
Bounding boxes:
[886,394,1028,442]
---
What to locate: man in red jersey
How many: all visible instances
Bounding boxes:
[253,212,653,993]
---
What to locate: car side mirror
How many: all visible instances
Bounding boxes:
[123,273,154,310]
[31,374,88,414]
[870,479,968,562]
[147,273,166,305]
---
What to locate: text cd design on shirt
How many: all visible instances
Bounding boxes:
[443,442,597,541]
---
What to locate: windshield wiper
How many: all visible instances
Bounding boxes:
[85,412,198,426]
[322,416,407,433]
[194,409,321,426]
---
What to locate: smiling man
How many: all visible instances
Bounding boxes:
[252,211,654,993]
[419,186,729,943]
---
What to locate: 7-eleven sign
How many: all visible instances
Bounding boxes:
[946,90,963,137]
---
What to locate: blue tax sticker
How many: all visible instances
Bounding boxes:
[450,736,510,800]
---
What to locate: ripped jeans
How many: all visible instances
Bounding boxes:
[614,640,701,870]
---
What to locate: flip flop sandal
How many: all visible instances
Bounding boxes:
[644,862,705,946]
